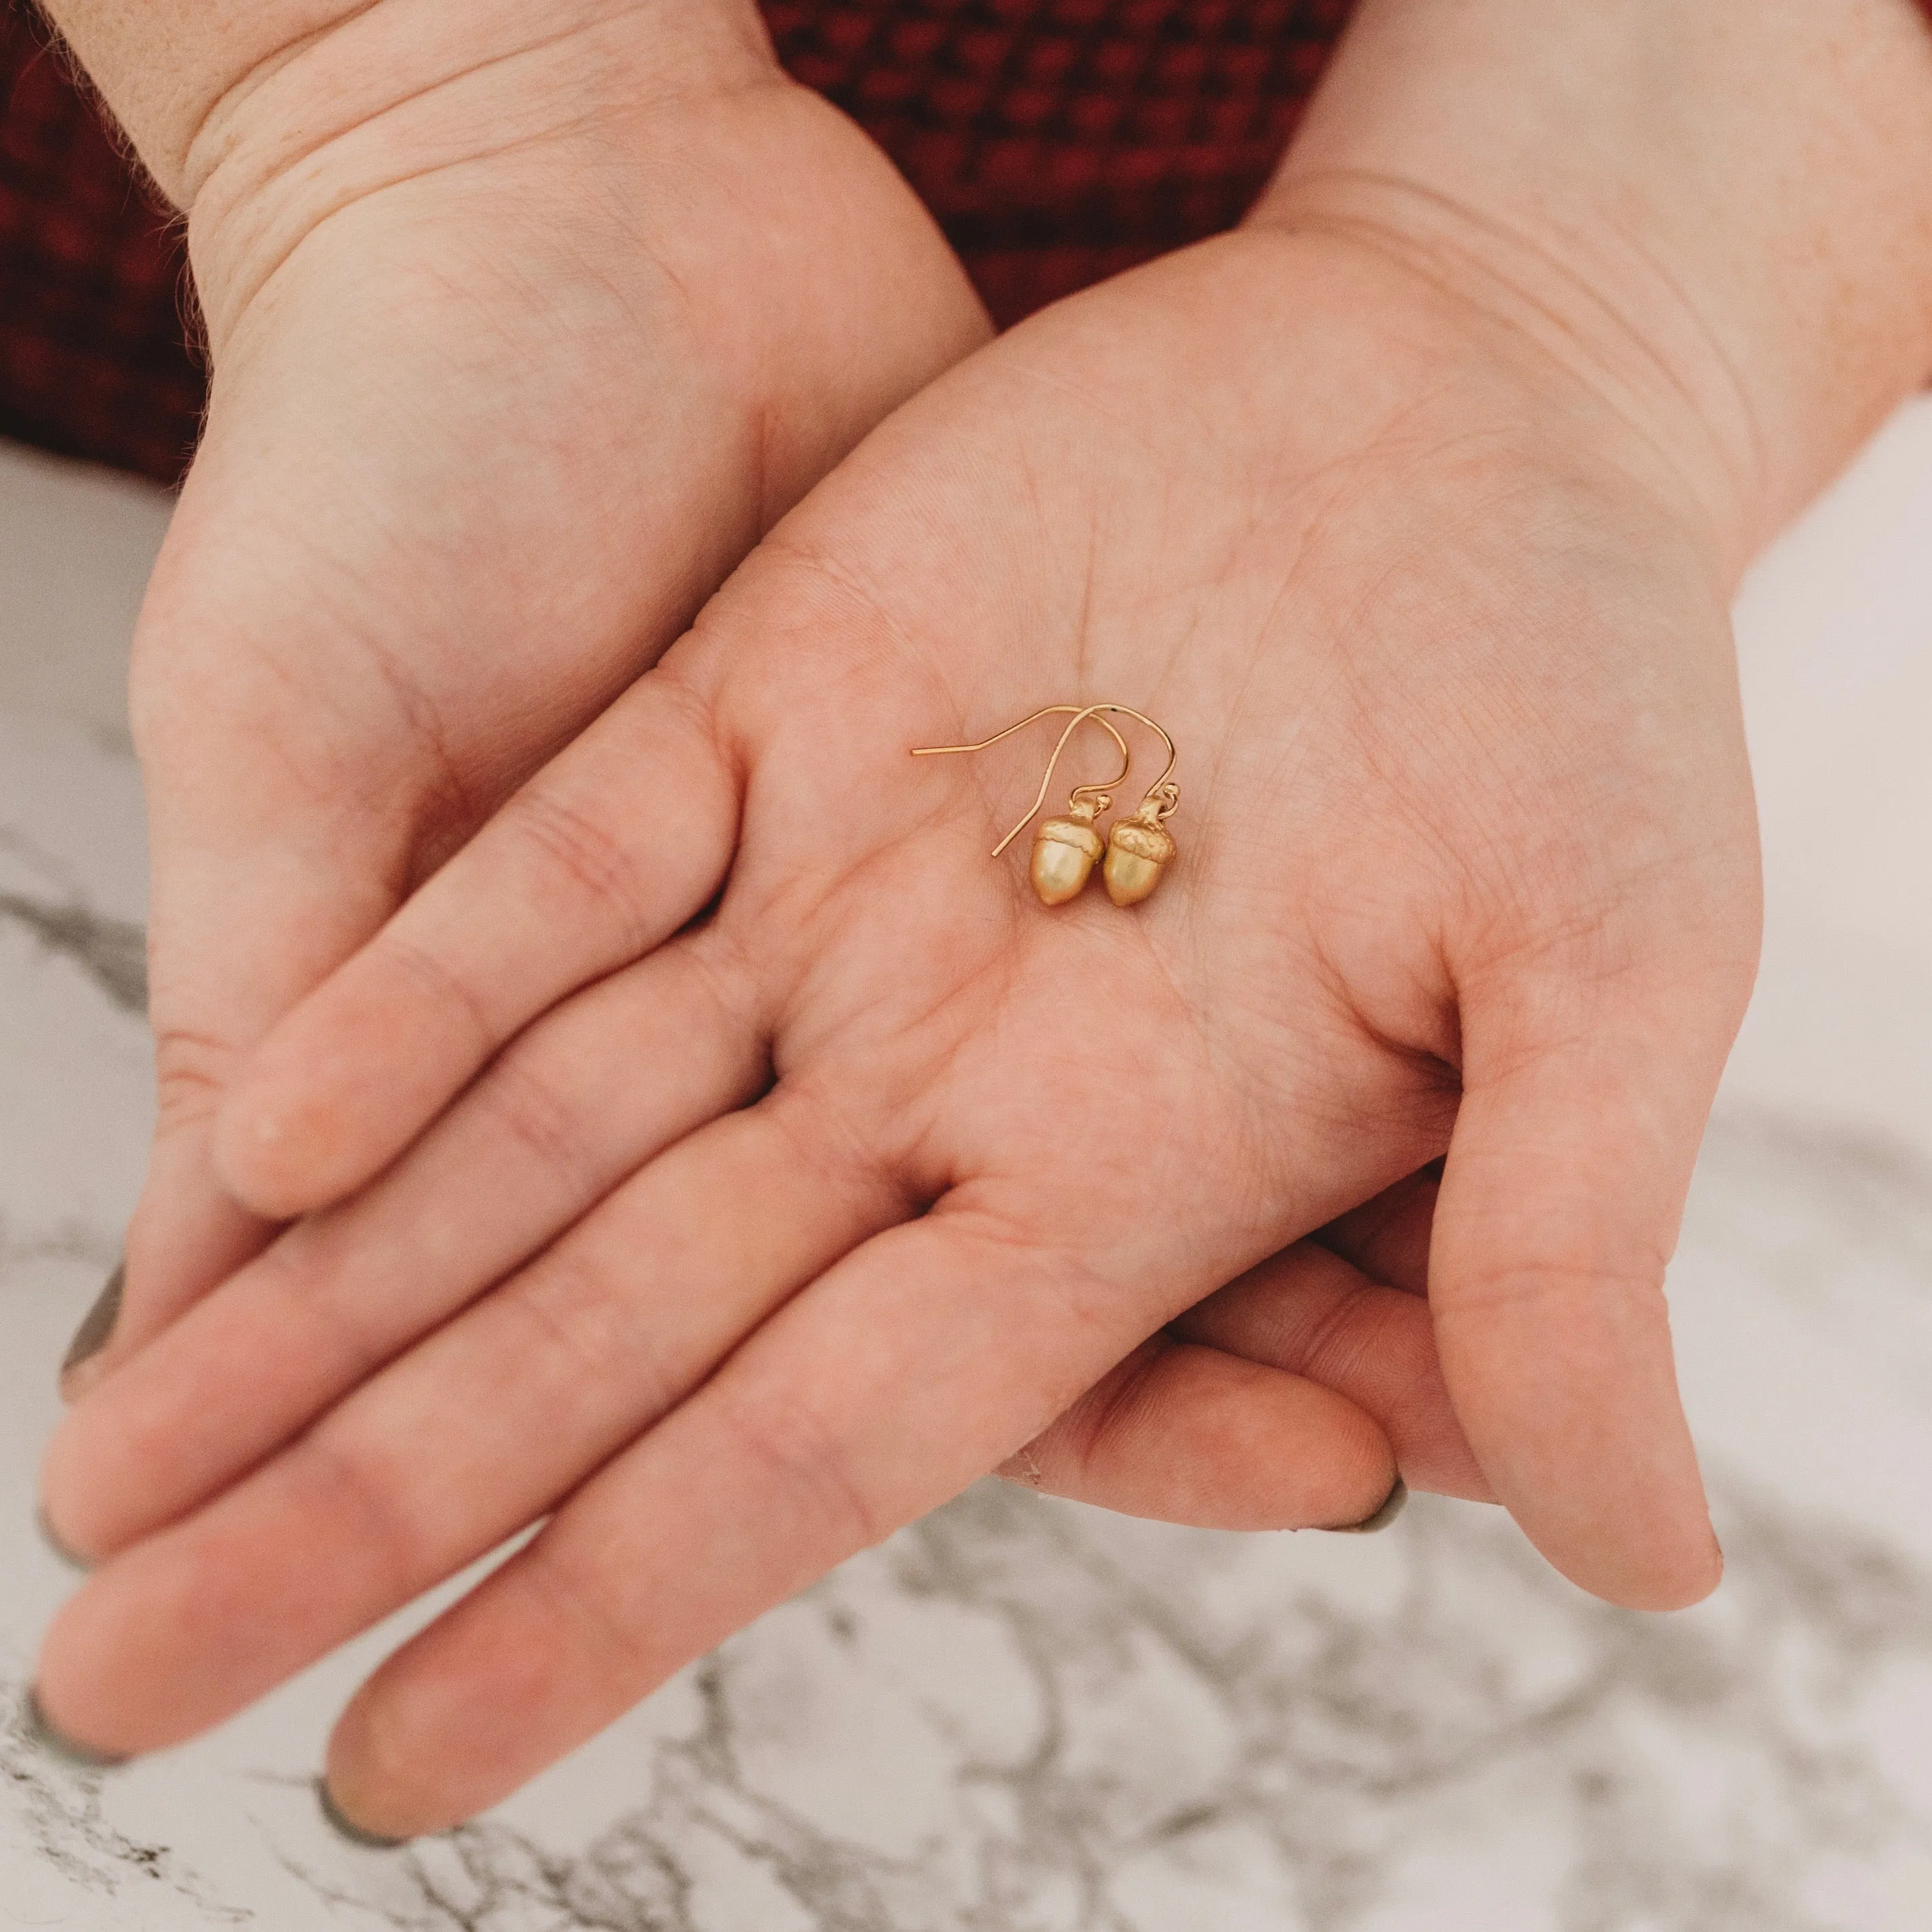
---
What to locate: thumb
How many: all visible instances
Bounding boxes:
[1429,948,1754,1610]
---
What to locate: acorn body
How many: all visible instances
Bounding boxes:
[1030,809,1106,905]
[1104,811,1177,907]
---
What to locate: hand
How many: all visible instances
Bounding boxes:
[61,0,989,1387]
[1012,1160,1477,1527]
[40,207,1762,1831]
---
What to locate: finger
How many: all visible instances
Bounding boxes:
[1009,1238,1489,1521]
[1315,1162,1441,1294]
[86,1119,271,1398]
[998,1336,1398,1530]
[1429,966,1745,1611]
[1174,1241,1489,1500]
[317,1210,1224,1836]
[213,669,740,1221]
[42,929,767,1560]
[34,1090,903,1758]
[77,747,418,1395]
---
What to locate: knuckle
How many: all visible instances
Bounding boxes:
[269,1241,406,1394]
[521,1537,657,1682]
[1284,1270,1382,1385]
[287,1425,421,1604]
[509,1249,666,1410]
[476,1045,605,1203]
[150,1026,242,1129]
[377,929,497,1060]
[505,787,653,953]
[1447,1254,1667,1322]
[712,1384,885,1553]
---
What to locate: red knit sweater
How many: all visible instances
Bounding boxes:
[0,0,1919,484]
[4,0,1346,478]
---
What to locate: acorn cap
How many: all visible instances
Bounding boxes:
[1037,817,1106,861]
[1108,817,1175,864]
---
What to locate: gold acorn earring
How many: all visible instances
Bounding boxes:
[912,703,1181,908]
[1094,708,1180,908]
[911,704,1132,906]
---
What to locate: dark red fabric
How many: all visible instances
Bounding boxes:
[5,0,1930,485]
[766,0,1357,323]
[0,6,203,480]
[0,0,1357,483]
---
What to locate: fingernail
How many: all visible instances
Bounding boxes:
[59,1261,123,1393]
[1326,1476,1408,1535]
[34,1503,92,1573]
[21,1685,129,1770]
[316,1778,410,1848]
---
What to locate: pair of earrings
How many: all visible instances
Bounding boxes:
[912,704,1181,908]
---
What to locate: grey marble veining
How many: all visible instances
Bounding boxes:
[5,398,1932,1926]
[218,1461,1932,1932]
[0,881,148,1014]
[4,722,1932,1930]
[0,1702,249,1925]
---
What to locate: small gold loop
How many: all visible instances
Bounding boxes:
[1143,779,1181,822]
[911,704,1132,856]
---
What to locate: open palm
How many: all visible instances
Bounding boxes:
[40,218,1760,1835]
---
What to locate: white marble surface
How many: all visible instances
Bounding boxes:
[3,404,1932,1928]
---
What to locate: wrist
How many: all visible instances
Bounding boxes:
[1247,170,1762,582]
[42,0,774,204]
[40,0,779,344]
[1257,0,1932,578]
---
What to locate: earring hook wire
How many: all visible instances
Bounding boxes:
[911,704,1133,856]
[1082,704,1177,805]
